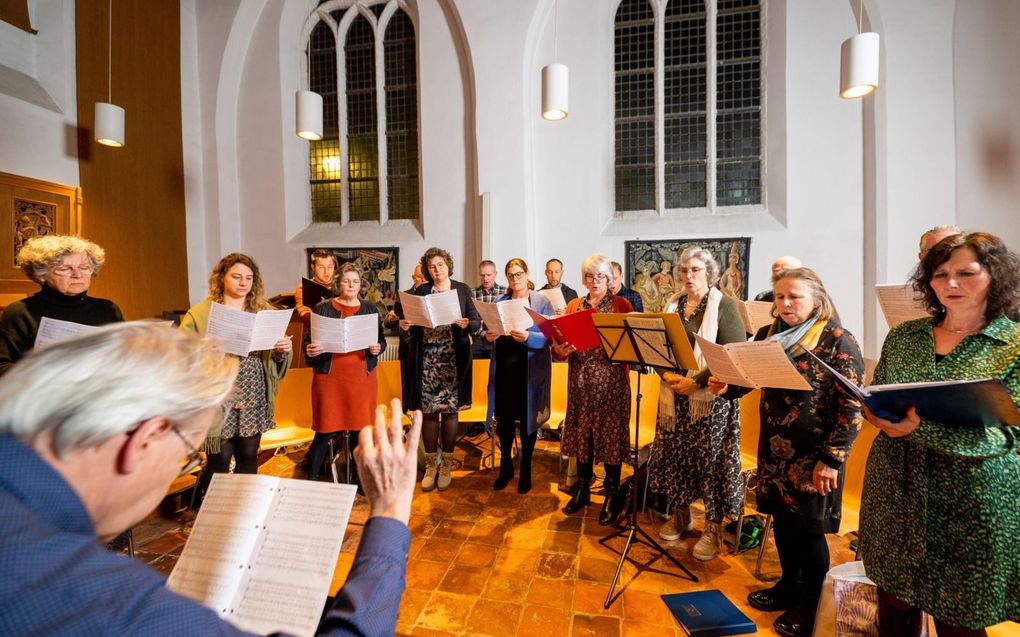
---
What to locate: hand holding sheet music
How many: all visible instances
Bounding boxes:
[206,302,293,356]
[695,335,812,391]
[167,474,357,637]
[397,290,462,328]
[310,312,378,353]
[474,299,534,337]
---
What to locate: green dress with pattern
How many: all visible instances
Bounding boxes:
[860,316,1020,628]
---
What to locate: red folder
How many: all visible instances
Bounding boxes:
[525,307,601,352]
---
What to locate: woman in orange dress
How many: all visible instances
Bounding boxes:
[303,263,386,480]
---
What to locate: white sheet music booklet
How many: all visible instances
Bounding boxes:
[206,302,293,357]
[397,289,462,328]
[473,299,534,336]
[310,312,378,353]
[167,474,357,637]
[875,283,929,328]
[33,317,99,349]
[695,335,812,391]
[537,287,567,312]
[736,300,775,335]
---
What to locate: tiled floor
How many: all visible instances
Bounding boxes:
[130,434,860,637]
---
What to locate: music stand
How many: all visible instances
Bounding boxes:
[591,314,700,608]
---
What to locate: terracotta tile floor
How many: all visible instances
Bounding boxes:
[127,435,866,637]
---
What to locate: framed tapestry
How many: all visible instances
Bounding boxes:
[625,237,751,312]
[307,247,398,320]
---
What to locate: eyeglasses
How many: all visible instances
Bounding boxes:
[169,424,206,476]
[678,267,705,275]
[507,271,527,281]
[583,273,608,283]
[51,265,94,276]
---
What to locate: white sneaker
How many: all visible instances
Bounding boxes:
[693,521,722,561]
[659,507,693,541]
[421,453,438,492]
[437,453,452,491]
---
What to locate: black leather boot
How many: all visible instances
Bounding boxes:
[598,477,622,526]
[563,478,591,514]
[493,461,513,491]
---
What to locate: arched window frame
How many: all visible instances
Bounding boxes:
[612,0,766,219]
[301,0,420,226]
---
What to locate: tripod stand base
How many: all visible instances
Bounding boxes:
[599,518,698,608]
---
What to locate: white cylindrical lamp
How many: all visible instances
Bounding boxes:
[95,102,125,147]
[541,63,569,121]
[296,90,323,140]
[839,32,880,99]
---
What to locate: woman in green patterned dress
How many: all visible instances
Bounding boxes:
[860,232,1020,636]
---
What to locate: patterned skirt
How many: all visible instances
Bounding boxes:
[419,325,460,414]
[560,347,631,465]
[649,392,743,521]
[221,354,276,439]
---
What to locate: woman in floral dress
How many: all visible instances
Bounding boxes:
[710,267,864,637]
[553,254,632,520]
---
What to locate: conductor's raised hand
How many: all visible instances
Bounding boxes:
[355,399,422,525]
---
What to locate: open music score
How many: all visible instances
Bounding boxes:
[167,474,356,637]
[34,316,99,349]
[537,287,567,312]
[525,306,601,351]
[875,283,929,328]
[695,335,812,391]
[397,289,462,328]
[473,299,534,337]
[591,313,699,372]
[737,300,775,335]
[206,303,294,357]
[310,312,378,353]
[301,277,334,310]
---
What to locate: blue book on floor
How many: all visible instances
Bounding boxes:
[661,589,757,636]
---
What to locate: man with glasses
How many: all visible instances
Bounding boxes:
[0,322,422,637]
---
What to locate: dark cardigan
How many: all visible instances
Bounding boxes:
[303,299,386,375]
[399,280,481,410]
[0,284,123,377]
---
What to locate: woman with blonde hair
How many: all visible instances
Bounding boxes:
[709,267,864,637]
[0,235,122,377]
[180,253,293,503]
[553,254,633,520]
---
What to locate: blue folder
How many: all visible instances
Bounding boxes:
[661,589,757,636]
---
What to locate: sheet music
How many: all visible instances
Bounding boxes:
[168,474,357,637]
[425,289,462,326]
[398,292,433,327]
[475,299,533,336]
[625,317,676,369]
[538,287,566,312]
[875,283,928,328]
[249,309,294,352]
[206,302,256,356]
[34,317,100,349]
[311,312,378,353]
[695,335,812,391]
[746,301,774,333]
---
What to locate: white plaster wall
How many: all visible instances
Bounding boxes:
[0,0,78,187]
[953,0,1020,250]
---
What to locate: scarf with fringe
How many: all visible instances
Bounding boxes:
[657,287,722,430]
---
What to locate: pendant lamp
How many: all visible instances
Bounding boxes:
[95,0,124,147]
[296,90,323,141]
[541,0,568,121]
[839,0,879,99]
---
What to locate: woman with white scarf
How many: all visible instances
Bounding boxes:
[649,246,747,561]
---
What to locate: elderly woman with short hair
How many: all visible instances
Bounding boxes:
[650,246,746,561]
[552,254,633,519]
[398,247,480,492]
[0,235,123,376]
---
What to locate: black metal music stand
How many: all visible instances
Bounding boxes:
[592,315,699,608]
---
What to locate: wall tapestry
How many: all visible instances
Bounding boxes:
[625,237,751,312]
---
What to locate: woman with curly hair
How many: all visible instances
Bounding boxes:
[709,267,865,637]
[180,253,293,503]
[398,247,479,492]
[0,235,122,376]
[860,232,1020,637]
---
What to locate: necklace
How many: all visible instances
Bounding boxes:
[938,323,984,334]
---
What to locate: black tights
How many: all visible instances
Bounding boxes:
[772,515,830,609]
[496,419,537,476]
[575,460,621,485]
[305,431,360,480]
[196,433,262,504]
[422,413,459,454]
[877,589,987,637]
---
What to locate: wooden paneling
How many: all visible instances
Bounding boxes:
[75,0,188,320]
